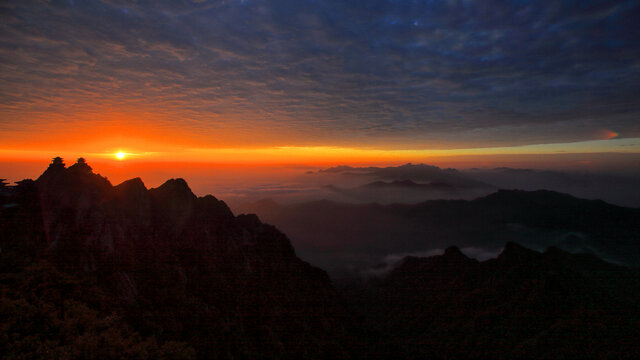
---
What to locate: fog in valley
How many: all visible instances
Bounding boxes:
[220,163,640,277]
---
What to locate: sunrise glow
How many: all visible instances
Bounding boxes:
[1,2,639,359]
[0,0,637,183]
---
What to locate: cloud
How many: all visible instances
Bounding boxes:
[1,0,639,148]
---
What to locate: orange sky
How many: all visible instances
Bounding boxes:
[1,116,638,162]
[2,0,640,186]
[2,118,640,188]
[2,150,639,196]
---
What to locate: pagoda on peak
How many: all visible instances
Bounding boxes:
[69,157,93,172]
[49,156,65,168]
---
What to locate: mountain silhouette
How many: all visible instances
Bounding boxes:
[238,189,640,272]
[317,178,477,205]
[1,158,638,359]
[347,242,639,359]
[0,158,363,359]
[362,179,454,189]
[319,163,493,189]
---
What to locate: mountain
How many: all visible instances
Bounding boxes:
[318,163,492,189]
[0,158,364,360]
[235,189,640,274]
[311,163,640,207]
[2,159,639,359]
[318,179,478,205]
[362,179,454,189]
[345,242,640,359]
[464,167,640,207]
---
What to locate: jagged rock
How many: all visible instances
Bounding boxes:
[498,241,540,263]
[1,159,358,360]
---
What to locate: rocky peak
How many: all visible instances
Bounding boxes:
[498,241,540,263]
[196,195,234,221]
[37,156,66,181]
[68,157,93,173]
[438,245,477,269]
[392,246,475,280]
[49,156,65,169]
[114,177,147,196]
[36,157,112,208]
[443,245,464,258]
[150,178,196,202]
[112,178,151,221]
[148,179,197,232]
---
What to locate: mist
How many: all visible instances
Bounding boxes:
[223,164,640,277]
[3,160,639,278]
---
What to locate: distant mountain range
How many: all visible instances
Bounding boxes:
[320,178,487,204]
[362,179,455,189]
[310,163,640,207]
[1,159,638,359]
[318,163,492,189]
[223,162,640,208]
[235,189,640,274]
[463,166,640,208]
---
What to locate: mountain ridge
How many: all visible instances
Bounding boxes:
[1,158,363,359]
[2,159,639,359]
[234,188,640,273]
[348,240,639,359]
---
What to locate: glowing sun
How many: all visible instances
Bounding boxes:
[115,151,126,160]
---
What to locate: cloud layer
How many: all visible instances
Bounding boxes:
[1,0,639,149]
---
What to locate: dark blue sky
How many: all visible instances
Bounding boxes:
[1,0,639,150]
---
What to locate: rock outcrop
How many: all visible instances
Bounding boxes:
[1,158,358,359]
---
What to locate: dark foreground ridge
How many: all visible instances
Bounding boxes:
[1,158,639,359]
[0,158,364,359]
[347,242,640,359]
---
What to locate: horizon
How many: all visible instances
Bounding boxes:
[4,156,640,211]
[2,0,640,173]
[3,152,640,189]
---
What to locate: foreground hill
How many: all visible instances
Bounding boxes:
[0,158,363,360]
[345,242,640,359]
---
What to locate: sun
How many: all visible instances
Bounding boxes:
[115,151,126,160]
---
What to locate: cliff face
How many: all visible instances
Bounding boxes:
[2,159,357,360]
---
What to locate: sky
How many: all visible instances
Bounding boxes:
[1,0,640,178]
